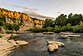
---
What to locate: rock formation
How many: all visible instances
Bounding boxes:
[0,26,5,34]
[47,40,65,52]
[0,8,45,32]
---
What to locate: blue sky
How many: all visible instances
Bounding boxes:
[0,0,83,20]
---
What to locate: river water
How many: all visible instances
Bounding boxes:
[8,33,83,56]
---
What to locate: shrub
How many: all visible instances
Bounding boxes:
[61,26,67,32]
[79,21,83,32]
[6,30,14,34]
[46,27,53,32]
[28,28,46,32]
[54,25,61,33]
[73,25,80,33]
[0,35,2,38]
[66,23,71,30]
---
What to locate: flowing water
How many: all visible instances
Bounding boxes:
[8,33,83,56]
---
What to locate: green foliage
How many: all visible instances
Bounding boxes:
[0,20,4,26]
[79,21,83,32]
[66,23,71,30]
[67,13,82,25]
[54,25,61,33]
[46,27,53,32]
[0,35,2,38]
[73,25,80,33]
[14,25,20,31]
[6,30,14,34]
[54,14,67,26]
[61,26,67,32]
[28,28,46,32]
[43,19,54,28]
[5,23,14,30]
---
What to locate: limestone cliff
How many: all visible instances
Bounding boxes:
[0,8,44,25]
[0,8,45,31]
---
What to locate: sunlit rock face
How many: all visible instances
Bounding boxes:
[0,8,45,32]
[0,8,45,25]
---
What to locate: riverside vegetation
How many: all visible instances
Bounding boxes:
[28,13,83,33]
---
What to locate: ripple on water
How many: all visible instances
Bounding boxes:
[8,33,83,56]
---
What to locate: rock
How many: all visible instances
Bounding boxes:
[48,44,58,52]
[8,40,18,46]
[0,26,5,34]
[47,40,65,46]
[43,32,54,34]
[55,42,65,46]
[16,40,28,45]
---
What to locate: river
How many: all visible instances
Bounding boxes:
[8,33,83,56]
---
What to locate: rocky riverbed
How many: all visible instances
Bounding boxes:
[0,34,28,56]
[7,32,83,56]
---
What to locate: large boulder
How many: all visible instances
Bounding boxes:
[0,26,5,34]
[48,44,58,52]
[47,40,65,46]
[47,40,65,52]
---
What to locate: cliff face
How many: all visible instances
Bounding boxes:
[0,8,44,25]
[0,8,45,31]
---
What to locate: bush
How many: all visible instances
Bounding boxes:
[54,25,61,33]
[28,28,46,32]
[66,23,71,31]
[46,27,53,32]
[0,35,2,38]
[73,25,80,33]
[79,21,83,32]
[6,30,14,34]
[61,26,67,32]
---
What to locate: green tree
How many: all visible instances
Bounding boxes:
[66,23,71,30]
[67,13,82,25]
[54,14,67,26]
[43,19,54,28]
[14,25,20,31]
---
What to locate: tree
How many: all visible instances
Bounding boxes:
[66,23,71,30]
[54,14,67,26]
[67,13,82,25]
[67,13,73,25]
[43,19,54,28]
[14,25,20,31]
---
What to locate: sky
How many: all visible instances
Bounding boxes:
[0,0,83,20]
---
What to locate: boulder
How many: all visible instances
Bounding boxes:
[16,40,28,45]
[0,26,5,34]
[48,44,58,52]
[47,40,65,52]
[47,40,65,46]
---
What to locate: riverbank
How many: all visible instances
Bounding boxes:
[0,34,28,56]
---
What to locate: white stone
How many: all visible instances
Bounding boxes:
[48,44,58,52]
[47,40,65,46]
[16,40,28,45]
